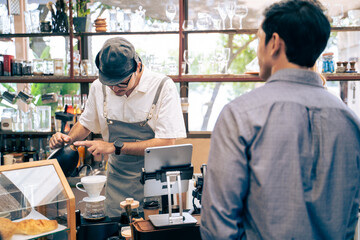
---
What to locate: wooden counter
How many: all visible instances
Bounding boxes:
[132,215,201,240]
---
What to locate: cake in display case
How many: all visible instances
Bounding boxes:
[0,159,76,240]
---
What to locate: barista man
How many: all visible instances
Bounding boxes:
[49,37,186,217]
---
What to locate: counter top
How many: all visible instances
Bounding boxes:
[132,215,201,240]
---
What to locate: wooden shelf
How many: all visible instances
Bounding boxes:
[182,26,360,35]
[171,74,263,82]
[0,32,69,38]
[1,26,358,40]
[323,73,360,81]
[77,29,257,36]
[0,75,97,83]
[183,29,258,34]
[79,26,360,36]
[330,26,360,32]
[74,31,179,36]
[172,73,360,82]
[0,131,55,136]
[0,73,359,84]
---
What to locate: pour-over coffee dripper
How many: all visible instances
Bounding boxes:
[76,175,107,220]
[76,175,107,199]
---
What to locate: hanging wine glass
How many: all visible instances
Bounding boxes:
[183,50,194,74]
[165,2,177,30]
[217,3,227,30]
[226,1,236,29]
[236,5,248,29]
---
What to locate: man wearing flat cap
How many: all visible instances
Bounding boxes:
[49,37,186,217]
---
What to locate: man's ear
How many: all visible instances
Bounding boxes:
[270,33,283,58]
[137,61,142,72]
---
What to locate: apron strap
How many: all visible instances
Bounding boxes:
[102,84,111,123]
[141,77,169,126]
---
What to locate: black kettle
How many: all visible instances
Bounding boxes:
[48,144,79,177]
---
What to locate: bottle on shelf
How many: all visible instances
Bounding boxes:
[28,136,38,162]
[56,94,64,112]
[55,94,65,132]
[1,135,10,165]
[20,136,29,162]
[81,94,88,112]
[9,134,24,163]
[73,94,82,123]
[11,135,17,153]
[74,95,82,115]
[64,94,74,114]
[45,136,51,159]
[38,138,46,161]
[64,94,74,133]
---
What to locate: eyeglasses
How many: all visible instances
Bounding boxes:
[111,72,134,89]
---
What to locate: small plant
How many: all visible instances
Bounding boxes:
[75,0,91,17]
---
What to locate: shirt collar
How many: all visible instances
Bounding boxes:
[134,67,150,94]
[266,68,324,88]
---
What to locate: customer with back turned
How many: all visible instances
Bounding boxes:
[49,37,186,217]
[201,0,360,239]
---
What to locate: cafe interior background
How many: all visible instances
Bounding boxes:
[0,0,359,239]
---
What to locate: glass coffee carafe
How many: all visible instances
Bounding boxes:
[82,196,106,220]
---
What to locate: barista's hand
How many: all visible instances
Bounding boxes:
[73,140,116,156]
[49,132,73,149]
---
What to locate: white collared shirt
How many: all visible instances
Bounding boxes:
[79,67,186,141]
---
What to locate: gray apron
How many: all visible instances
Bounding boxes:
[102,77,169,217]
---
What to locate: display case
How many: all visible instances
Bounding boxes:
[0,159,76,240]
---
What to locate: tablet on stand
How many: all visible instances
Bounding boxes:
[140,144,197,228]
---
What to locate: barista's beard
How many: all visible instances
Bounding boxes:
[113,89,128,96]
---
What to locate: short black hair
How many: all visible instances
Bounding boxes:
[262,0,330,67]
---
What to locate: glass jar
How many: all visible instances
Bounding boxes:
[22,61,33,75]
[74,64,80,76]
[40,21,51,32]
[44,59,54,75]
[322,53,334,73]
[80,59,91,76]
[33,59,44,75]
[54,58,64,76]
[12,59,23,76]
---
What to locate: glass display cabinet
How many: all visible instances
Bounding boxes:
[0,159,76,240]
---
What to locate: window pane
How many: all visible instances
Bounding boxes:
[188,82,259,131]
[187,33,258,75]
